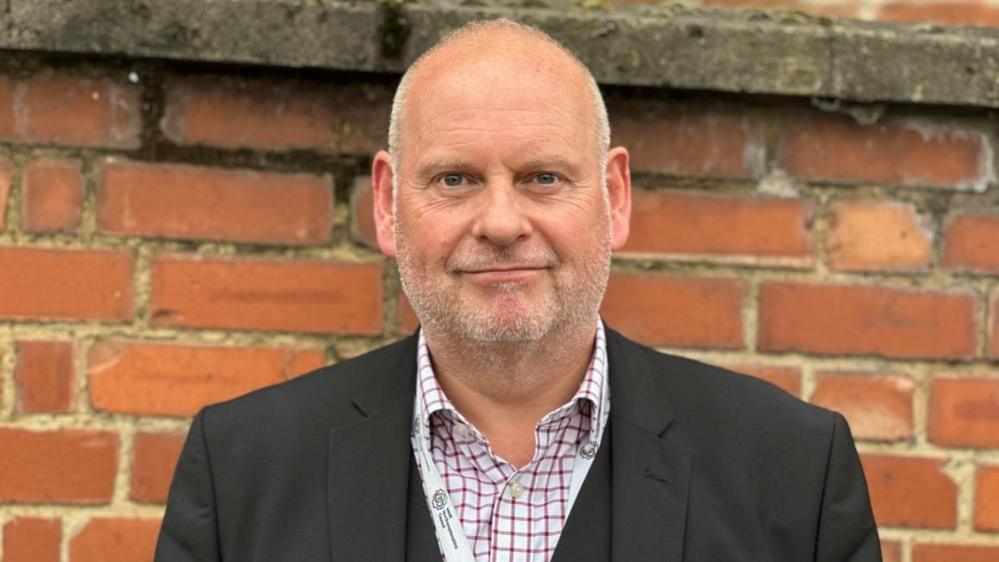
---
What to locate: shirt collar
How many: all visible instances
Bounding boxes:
[414,320,610,450]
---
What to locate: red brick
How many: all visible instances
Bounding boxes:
[14,340,75,413]
[0,74,13,137]
[723,364,801,397]
[350,175,377,249]
[8,70,140,149]
[161,77,391,154]
[150,256,383,334]
[826,200,932,272]
[811,372,914,441]
[990,293,999,359]
[163,77,333,150]
[98,159,333,245]
[881,540,903,562]
[608,101,765,179]
[397,291,420,334]
[861,454,957,528]
[88,340,324,416]
[3,517,61,562]
[929,375,999,448]
[942,212,999,273]
[877,1,999,28]
[0,157,12,231]
[68,518,160,562]
[975,465,999,531]
[758,282,976,359]
[601,273,744,349]
[913,543,999,562]
[0,428,117,503]
[131,432,185,503]
[0,247,133,322]
[779,114,989,190]
[621,190,814,264]
[21,157,84,233]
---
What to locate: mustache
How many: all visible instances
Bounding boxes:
[446,247,558,272]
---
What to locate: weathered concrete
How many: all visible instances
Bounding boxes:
[3,0,999,108]
[2,0,385,69]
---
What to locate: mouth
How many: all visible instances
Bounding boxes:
[460,266,549,283]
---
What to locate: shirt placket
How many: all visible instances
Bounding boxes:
[489,451,537,561]
[416,322,609,562]
[437,412,512,561]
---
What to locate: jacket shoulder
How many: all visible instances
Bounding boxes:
[198,335,415,435]
[607,327,836,435]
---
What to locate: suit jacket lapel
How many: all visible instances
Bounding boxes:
[606,327,694,562]
[327,334,419,562]
[549,423,612,562]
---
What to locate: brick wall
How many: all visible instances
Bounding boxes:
[0,53,997,561]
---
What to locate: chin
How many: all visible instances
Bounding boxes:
[457,307,555,343]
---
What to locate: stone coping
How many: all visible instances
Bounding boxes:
[3,0,999,108]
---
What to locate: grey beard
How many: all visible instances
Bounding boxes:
[395,234,610,346]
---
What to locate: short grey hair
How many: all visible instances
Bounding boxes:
[387,19,611,182]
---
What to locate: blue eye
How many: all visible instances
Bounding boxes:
[442,174,464,187]
[535,173,558,185]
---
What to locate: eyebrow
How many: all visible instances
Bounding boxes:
[413,161,471,180]
[411,155,586,182]
[518,157,583,177]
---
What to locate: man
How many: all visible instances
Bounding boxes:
[155,19,881,562]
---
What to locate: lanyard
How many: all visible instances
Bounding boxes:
[410,395,602,562]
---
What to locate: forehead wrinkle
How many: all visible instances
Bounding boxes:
[411,78,590,122]
[414,130,584,165]
[417,120,577,134]
[409,100,592,157]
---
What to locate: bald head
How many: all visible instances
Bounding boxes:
[388,19,610,175]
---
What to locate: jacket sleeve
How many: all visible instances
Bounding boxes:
[154,408,222,562]
[815,412,882,562]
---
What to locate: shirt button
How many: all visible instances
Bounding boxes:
[510,481,525,499]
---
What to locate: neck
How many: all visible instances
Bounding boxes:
[421,319,598,467]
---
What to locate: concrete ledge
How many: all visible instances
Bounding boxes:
[4,0,999,108]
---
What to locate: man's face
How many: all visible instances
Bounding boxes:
[376,51,630,342]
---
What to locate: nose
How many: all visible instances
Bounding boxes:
[470,181,532,247]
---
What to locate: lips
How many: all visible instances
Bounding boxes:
[461,266,548,283]
[463,265,547,273]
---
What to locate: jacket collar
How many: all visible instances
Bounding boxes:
[605,326,693,562]
[327,332,419,561]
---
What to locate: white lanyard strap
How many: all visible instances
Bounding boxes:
[411,397,601,562]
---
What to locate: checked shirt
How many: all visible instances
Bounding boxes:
[412,323,610,562]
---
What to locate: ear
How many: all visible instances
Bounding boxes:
[605,146,632,250]
[371,150,397,258]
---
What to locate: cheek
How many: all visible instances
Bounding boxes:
[417,216,462,249]
[540,204,610,253]
[398,212,464,266]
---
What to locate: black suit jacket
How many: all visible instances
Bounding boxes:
[154,326,881,561]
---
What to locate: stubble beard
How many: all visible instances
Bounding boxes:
[394,224,611,346]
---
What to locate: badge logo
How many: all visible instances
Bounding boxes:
[432,489,448,510]
[579,440,597,459]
